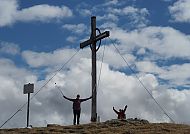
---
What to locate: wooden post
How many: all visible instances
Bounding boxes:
[91,16,97,122]
[80,16,109,122]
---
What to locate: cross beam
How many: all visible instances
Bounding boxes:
[80,16,109,122]
[80,31,109,49]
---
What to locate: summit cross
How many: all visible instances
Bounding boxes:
[80,16,110,122]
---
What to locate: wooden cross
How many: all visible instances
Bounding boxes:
[80,16,110,122]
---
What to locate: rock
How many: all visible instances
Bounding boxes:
[126,118,149,124]
[47,124,62,127]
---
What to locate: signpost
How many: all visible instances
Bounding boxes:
[23,83,34,128]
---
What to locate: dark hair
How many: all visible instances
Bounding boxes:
[77,94,80,98]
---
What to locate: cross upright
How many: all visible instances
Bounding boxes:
[80,16,110,122]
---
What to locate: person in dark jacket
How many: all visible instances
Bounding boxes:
[113,105,127,120]
[63,94,92,125]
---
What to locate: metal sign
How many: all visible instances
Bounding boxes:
[23,83,34,94]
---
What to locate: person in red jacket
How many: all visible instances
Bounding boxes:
[63,94,92,125]
[113,105,128,120]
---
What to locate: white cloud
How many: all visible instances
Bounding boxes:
[136,61,165,74]
[0,58,37,128]
[108,6,149,27]
[55,59,190,124]
[66,36,77,43]
[21,25,190,88]
[0,41,20,55]
[1,46,190,128]
[0,0,18,27]
[136,61,190,87]
[110,26,190,59]
[98,25,190,88]
[21,44,136,69]
[62,23,87,34]
[152,88,190,123]
[75,2,92,17]
[79,9,92,17]
[97,14,119,22]
[104,0,119,6]
[22,48,83,68]
[162,0,174,2]
[15,4,72,23]
[169,0,190,23]
[0,0,73,27]
[137,48,146,55]
[160,63,190,86]
[99,45,136,68]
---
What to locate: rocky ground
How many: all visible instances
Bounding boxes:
[0,118,190,134]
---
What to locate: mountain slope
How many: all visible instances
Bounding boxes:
[0,119,190,134]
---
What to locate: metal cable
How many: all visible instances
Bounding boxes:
[108,37,175,123]
[0,49,80,128]
[97,41,106,88]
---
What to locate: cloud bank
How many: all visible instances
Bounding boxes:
[1,52,190,128]
[2,25,187,128]
[169,0,190,23]
[0,41,20,55]
[0,0,72,27]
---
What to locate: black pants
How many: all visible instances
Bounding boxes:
[73,110,81,125]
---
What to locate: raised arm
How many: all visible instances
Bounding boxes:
[113,107,119,114]
[63,95,74,101]
[80,96,92,102]
[124,105,128,112]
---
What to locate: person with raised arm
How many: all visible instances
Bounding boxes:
[63,94,92,125]
[113,105,128,120]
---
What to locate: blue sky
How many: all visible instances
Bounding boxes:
[0,0,190,128]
